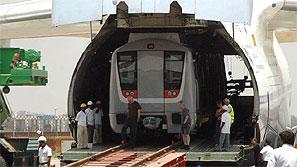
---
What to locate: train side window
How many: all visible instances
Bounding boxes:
[117,51,137,90]
[164,51,185,90]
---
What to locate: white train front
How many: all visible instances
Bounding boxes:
[109,38,196,134]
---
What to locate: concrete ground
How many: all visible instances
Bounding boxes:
[51,157,61,167]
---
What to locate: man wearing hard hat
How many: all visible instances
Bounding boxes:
[219,105,231,151]
[75,103,88,149]
[38,136,52,167]
[223,98,234,124]
[86,101,95,148]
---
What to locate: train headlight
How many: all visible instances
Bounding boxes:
[165,90,179,98]
[168,91,172,96]
[122,90,137,98]
[125,92,129,96]
[172,91,177,96]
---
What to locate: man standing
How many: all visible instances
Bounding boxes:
[94,100,104,145]
[260,139,274,163]
[215,100,223,146]
[68,115,76,141]
[121,96,142,148]
[86,101,95,148]
[10,52,22,69]
[75,103,88,149]
[38,136,52,167]
[267,130,297,167]
[219,105,231,151]
[223,98,234,124]
[178,101,192,150]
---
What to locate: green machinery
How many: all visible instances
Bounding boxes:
[0,48,47,166]
[0,48,48,93]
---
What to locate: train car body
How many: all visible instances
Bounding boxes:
[110,37,196,133]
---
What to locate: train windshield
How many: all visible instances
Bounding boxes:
[164,51,185,90]
[117,51,137,90]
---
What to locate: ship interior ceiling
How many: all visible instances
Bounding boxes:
[71,19,255,143]
[184,28,255,144]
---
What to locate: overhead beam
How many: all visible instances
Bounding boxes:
[0,18,105,40]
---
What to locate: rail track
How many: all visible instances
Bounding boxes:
[65,143,181,167]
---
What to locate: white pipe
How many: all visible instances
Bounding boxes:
[282,0,297,11]
[0,0,51,24]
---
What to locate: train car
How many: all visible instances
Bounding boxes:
[109,37,196,133]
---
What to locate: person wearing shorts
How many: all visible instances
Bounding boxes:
[178,101,192,150]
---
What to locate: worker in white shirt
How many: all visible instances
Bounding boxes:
[267,130,297,167]
[219,105,231,151]
[86,101,95,148]
[75,103,88,149]
[260,139,273,163]
[223,98,234,124]
[94,100,104,145]
[38,136,52,167]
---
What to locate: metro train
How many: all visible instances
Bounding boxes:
[109,37,196,133]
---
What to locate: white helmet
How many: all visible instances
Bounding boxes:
[38,136,47,142]
[223,98,230,104]
[87,101,93,105]
[36,130,42,135]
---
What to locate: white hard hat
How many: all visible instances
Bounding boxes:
[36,130,42,135]
[223,98,230,104]
[87,101,93,105]
[222,105,229,111]
[38,136,47,142]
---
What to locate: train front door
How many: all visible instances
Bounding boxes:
[137,51,164,113]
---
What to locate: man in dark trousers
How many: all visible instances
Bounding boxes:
[121,96,142,148]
